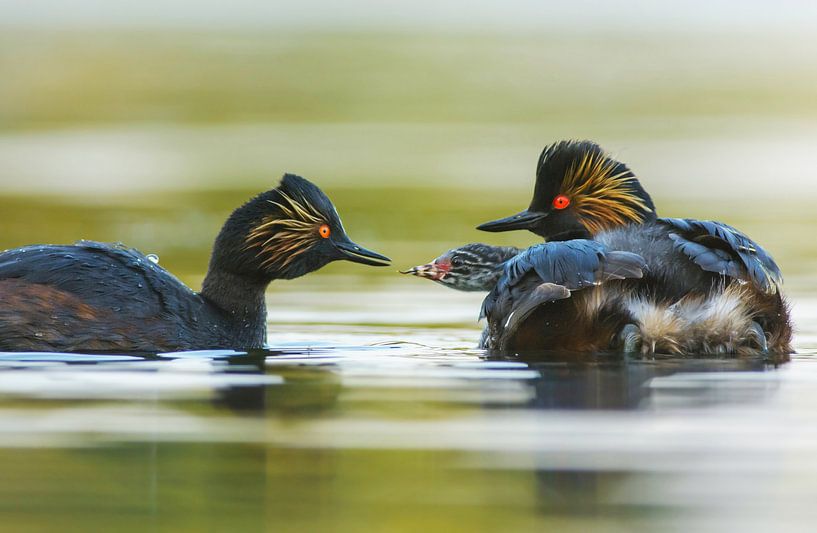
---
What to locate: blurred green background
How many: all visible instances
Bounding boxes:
[3,4,817,532]
[2,2,817,287]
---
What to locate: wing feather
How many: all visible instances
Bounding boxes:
[660,218,782,294]
[481,239,645,349]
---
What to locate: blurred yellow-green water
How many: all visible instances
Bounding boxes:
[2,16,817,533]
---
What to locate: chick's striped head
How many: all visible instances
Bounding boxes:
[402,243,521,292]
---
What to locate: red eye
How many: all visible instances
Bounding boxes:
[319,224,331,238]
[552,195,571,210]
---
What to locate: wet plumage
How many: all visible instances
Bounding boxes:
[479,240,646,351]
[476,140,792,356]
[0,174,390,353]
[659,218,782,294]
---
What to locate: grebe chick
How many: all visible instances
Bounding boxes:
[401,243,520,292]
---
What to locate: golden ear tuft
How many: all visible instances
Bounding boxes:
[245,191,327,269]
[560,151,652,234]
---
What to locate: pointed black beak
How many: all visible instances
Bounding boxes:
[476,210,547,233]
[334,239,391,267]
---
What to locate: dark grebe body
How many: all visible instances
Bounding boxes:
[407,140,791,356]
[0,175,389,353]
[476,140,791,355]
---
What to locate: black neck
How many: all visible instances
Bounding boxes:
[200,269,269,344]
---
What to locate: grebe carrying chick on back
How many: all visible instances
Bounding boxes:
[405,140,792,357]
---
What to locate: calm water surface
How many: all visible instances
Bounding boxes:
[4,25,817,532]
[0,280,814,532]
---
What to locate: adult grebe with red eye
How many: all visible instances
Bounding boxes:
[0,174,391,353]
[552,195,570,210]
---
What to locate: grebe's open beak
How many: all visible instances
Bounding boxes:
[400,262,449,281]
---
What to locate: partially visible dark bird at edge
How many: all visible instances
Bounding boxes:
[0,174,390,353]
[473,140,792,356]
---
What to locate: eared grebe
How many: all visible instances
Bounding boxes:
[475,140,792,355]
[0,174,390,353]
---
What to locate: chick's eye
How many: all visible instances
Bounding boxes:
[319,224,331,238]
[451,257,462,266]
[552,195,571,210]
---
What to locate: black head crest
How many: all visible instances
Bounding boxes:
[277,174,343,227]
[214,173,389,279]
[241,174,342,272]
[532,140,657,234]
